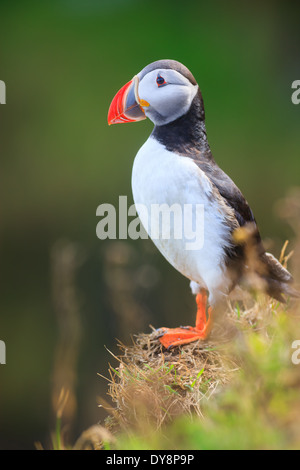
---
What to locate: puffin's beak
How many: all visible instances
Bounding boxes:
[108,76,148,125]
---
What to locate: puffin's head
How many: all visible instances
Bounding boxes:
[108,60,199,126]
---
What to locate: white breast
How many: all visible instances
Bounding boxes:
[131,137,232,302]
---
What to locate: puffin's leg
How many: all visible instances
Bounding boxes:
[158,289,213,349]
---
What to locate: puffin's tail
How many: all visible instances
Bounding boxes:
[261,252,300,302]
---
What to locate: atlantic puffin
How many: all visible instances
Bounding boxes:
[107,59,299,349]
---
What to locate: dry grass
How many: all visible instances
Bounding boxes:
[98,287,286,435]
[91,288,300,450]
[105,331,237,429]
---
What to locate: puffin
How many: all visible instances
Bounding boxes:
[107,59,299,349]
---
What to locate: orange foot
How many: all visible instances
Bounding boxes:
[158,289,212,349]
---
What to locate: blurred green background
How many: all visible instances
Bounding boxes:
[0,0,299,449]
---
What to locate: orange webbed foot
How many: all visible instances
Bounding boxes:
[158,289,213,349]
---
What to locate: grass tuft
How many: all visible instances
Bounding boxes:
[92,290,300,450]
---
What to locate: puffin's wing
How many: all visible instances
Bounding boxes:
[193,157,300,300]
[194,159,257,228]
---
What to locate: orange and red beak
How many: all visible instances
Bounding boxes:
[108,76,148,125]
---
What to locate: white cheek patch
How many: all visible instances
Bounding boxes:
[149,86,190,116]
[138,69,199,125]
[164,84,198,119]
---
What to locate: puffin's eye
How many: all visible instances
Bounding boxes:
[156,74,166,87]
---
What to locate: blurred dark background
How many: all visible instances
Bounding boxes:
[0,0,299,449]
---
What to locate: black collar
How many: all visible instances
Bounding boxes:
[151,89,213,160]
